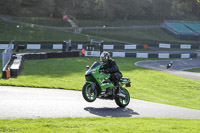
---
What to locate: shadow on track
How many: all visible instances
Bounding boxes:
[84,107,139,117]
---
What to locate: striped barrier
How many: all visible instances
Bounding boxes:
[1,43,200,50]
[150,43,200,49]
[0,43,144,50]
[53,44,63,49]
[27,44,41,49]
[85,51,197,59]
[0,44,15,49]
[77,44,141,50]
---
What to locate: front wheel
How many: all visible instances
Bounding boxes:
[82,83,97,102]
[115,88,130,108]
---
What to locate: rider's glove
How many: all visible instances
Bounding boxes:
[99,67,104,73]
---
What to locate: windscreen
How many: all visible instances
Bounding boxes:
[90,62,100,69]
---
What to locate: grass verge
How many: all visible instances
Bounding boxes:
[1,17,200,44]
[83,28,200,44]
[77,19,162,27]
[0,118,200,133]
[0,20,107,42]
[0,57,199,110]
[185,68,200,73]
[13,16,72,27]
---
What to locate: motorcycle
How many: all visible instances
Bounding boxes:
[82,61,131,108]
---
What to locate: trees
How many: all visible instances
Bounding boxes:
[0,0,199,20]
[0,0,22,15]
[152,0,172,19]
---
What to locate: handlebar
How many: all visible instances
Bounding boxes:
[99,69,109,73]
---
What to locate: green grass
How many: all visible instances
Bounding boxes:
[0,59,2,70]
[185,68,200,73]
[0,20,108,42]
[83,28,200,44]
[0,57,200,110]
[0,118,199,133]
[13,16,72,27]
[77,19,162,27]
[2,17,200,44]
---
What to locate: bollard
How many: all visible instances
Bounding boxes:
[6,69,11,79]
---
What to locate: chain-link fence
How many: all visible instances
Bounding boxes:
[2,41,13,70]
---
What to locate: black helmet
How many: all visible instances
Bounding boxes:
[100,51,110,63]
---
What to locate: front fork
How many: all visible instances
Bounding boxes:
[111,86,120,98]
[91,82,96,93]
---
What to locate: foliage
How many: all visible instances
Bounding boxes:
[0,58,200,110]
[0,0,200,20]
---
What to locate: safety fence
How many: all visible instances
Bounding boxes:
[1,40,200,51]
[2,41,13,70]
[147,43,200,49]
[85,51,197,59]
[0,42,145,51]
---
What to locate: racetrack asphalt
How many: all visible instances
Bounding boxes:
[0,86,200,119]
[135,57,200,81]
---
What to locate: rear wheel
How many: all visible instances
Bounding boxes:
[115,88,130,108]
[82,83,97,102]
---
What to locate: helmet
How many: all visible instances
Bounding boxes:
[100,51,110,63]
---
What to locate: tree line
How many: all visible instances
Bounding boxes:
[0,0,200,20]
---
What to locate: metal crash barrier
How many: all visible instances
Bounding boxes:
[2,41,13,79]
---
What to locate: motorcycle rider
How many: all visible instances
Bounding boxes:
[100,51,124,97]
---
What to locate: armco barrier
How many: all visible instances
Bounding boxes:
[2,51,79,78]
[0,42,145,51]
[85,51,197,59]
[1,42,200,51]
[148,43,200,49]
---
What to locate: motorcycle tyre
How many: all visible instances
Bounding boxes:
[115,88,130,108]
[82,83,97,102]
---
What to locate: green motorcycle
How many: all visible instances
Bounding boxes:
[82,62,131,108]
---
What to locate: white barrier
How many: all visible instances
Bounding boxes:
[180,44,191,49]
[27,44,41,49]
[85,51,100,57]
[159,43,171,48]
[159,53,169,58]
[53,44,62,49]
[181,54,190,58]
[77,44,83,49]
[103,45,114,49]
[112,52,125,57]
[124,45,137,49]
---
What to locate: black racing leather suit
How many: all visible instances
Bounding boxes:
[102,59,122,86]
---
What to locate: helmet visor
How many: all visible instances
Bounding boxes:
[100,56,107,62]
